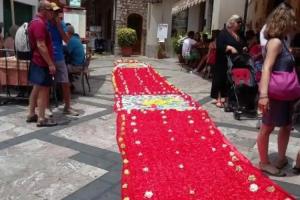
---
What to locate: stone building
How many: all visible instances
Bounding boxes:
[82,0,148,55]
[0,0,38,36]
[114,0,148,55]
[247,0,300,32]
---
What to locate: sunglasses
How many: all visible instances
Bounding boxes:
[236,21,243,24]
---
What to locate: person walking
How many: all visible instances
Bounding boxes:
[27,0,57,127]
[48,3,79,116]
[257,2,298,176]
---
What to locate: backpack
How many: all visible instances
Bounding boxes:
[15,22,31,60]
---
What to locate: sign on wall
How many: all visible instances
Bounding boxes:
[64,8,86,38]
[157,24,168,42]
[69,0,81,7]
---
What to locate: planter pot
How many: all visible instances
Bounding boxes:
[177,54,184,63]
[121,47,133,57]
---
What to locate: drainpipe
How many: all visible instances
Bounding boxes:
[10,0,15,25]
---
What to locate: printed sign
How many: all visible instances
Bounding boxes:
[157,24,168,42]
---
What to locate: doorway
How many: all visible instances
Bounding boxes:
[127,14,143,55]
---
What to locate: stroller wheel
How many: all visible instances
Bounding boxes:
[224,105,233,112]
[234,111,241,120]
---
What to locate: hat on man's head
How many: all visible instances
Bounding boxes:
[38,0,53,11]
[50,2,61,11]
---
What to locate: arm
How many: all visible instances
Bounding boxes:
[217,30,237,54]
[36,40,56,74]
[56,19,69,43]
[258,38,282,113]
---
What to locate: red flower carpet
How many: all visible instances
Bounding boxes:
[112,60,294,200]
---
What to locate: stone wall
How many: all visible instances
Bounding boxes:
[115,0,148,55]
[247,0,300,32]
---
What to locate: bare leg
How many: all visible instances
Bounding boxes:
[62,82,71,110]
[256,123,285,175]
[257,124,275,164]
[276,125,291,167]
[37,86,50,122]
[28,86,39,117]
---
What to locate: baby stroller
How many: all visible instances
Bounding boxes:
[226,53,258,120]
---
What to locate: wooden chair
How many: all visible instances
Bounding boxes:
[69,54,91,96]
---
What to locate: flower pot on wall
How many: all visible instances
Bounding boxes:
[121,47,133,57]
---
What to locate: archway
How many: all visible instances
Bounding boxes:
[127,14,143,55]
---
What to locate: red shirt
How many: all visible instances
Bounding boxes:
[28,14,53,67]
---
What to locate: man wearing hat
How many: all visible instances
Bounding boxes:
[27,0,57,127]
[48,2,79,116]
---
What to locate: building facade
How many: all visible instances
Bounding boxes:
[0,0,38,36]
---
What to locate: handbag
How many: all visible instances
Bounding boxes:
[268,40,300,100]
[268,69,300,100]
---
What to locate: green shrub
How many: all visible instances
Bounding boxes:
[171,34,186,54]
[117,27,137,47]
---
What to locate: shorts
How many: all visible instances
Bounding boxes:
[184,51,199,61]
[55,60,69,83]
[28,62,53,87]
[67,64,84,72]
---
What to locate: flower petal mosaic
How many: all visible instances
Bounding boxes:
[112,60,295,200]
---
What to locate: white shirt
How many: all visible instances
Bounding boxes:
[182,38,197,57]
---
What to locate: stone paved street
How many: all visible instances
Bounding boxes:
[0,55,299,200]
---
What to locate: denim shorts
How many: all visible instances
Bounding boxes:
[28,62,53,87]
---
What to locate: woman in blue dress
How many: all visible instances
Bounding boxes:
[257,2,297,176]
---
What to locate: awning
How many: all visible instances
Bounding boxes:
[172,0,206,15]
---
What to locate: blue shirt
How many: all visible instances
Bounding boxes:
[67,34,85,65]
[47,21,67,62]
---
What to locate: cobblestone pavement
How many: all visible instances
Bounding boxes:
[0,55,299,200]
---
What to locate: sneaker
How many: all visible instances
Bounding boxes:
[63,108,79,116]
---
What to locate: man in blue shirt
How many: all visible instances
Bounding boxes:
[48,2,78,116]
[66,25,85,68]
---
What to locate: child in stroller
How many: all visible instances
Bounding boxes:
[225,53,258,120]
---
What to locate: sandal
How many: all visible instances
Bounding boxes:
[216,102,224,108]
[37,118,57,127]
[26,114,38,123]
[276,158,289,169]
[259,163,286,177]
[293,166,300,175]
[211,99,218,104]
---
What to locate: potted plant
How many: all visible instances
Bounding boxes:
[171,34,185,63]
[157,42,167,59]
[117,27,137,57]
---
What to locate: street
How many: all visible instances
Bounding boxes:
[0,55,299,200]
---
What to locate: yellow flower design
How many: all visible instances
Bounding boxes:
[143,97,181,107]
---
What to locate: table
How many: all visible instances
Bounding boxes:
[0,55,29,86]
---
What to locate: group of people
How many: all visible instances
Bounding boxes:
[181,30,216,78]
[209,2,300,176]
[26,0,86,127]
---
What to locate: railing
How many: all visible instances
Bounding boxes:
[0,48,30,104]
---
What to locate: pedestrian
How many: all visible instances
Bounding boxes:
[27,0,57,127]
[48,2,79,116]
[210,15,247,108]
[182,31,198,68]
[257,2,298,176]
